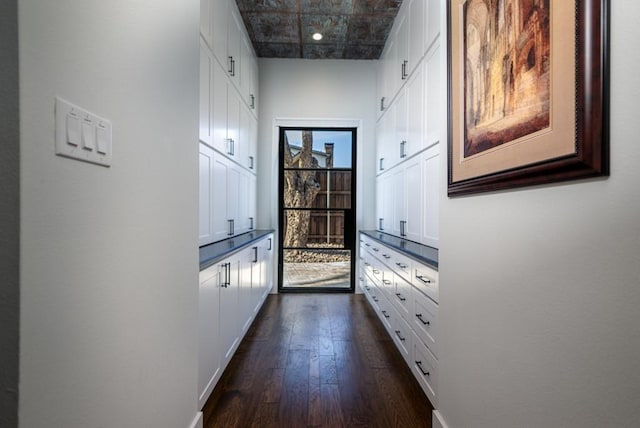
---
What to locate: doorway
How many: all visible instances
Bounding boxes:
[278,127,357,292]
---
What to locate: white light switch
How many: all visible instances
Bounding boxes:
[81,119,95,151]
[66,113,80,146]
[55,97,112,167]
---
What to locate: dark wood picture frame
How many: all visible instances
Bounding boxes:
[447,0,610,196]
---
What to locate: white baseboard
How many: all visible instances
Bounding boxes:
[433,410,449,428]
[188,412,203,428]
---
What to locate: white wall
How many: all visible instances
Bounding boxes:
[437,1,640,427]
[257,58,377,234]
[19,1,201,427]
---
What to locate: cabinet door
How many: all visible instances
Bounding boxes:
[261,235,274,298]
[376,175,384,231]
[376,59,386,120]
[426,0,441,50]
[239,247,254,334]
[227,10,242,85]
[198,265,220,407]
[248,174,256,230]
[219,257,240,366]
[236,104,254,169]
[248,115,258,173]
[236,169,250,234]
[199,41,213,147]
[200,0,212,47]
[407,0,425,76]
[211,60,228,154]
[391,168,405,237]
[211,0,228,64]
[199,143,215,246]
[381,172,395,235]
[424,42,442,148]
[240,35,253,107]
[226,163,241,235]
[406,62,424,155]
[212,152,231,241]
[250,56,259,116]
[395,11,409,86]
[395,88,408,166]
[422,145,439,248]
[383,37,398,102]
[226,89,240,159]
[404,156,422,243]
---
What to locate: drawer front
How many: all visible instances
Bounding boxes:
[412,290,438,358]
[393,311,413,365]
[413,265,439,303]
[392,252,413,283]
[412,334,437,406]
[377,295,394,333]
[392,274,413,323]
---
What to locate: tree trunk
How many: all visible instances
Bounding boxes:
[283,131,320,250]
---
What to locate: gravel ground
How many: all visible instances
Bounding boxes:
[284,243,350,263]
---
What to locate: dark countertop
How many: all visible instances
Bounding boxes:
[359,230,439,270]
[199,230,275,270]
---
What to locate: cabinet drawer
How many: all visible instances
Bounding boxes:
[392,273,413,323]
[412,289,438,358]
[412,334,437,406]
[413,265,438,303]
[393,311,413,366]
[392,252,413,283]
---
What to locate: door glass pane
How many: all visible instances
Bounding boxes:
[284,130,352,169]
[282,249,351,288]
[283,210,345,249]
[283,171,352,209]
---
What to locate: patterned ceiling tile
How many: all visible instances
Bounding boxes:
[300,0,355,15]
[352,0,402,14]
[301,14,348,43]
[254,42,301,58]
[236,0,298,13]
[302,43,345,59]
[343,44,383,59]
[346,15,394,44]
[247,13,300,43]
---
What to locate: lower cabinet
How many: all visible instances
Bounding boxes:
[198,233,274,408]
[359,232,439,407]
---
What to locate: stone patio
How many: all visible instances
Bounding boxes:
[282,261,351,288]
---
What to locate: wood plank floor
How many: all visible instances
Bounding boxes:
[203,294,433,428]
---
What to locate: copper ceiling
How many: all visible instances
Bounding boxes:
[236,0,403,60]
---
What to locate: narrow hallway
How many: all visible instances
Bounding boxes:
[202,294,433,427]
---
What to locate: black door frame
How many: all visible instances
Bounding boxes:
[278,126,357,293]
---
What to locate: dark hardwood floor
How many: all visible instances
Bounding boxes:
[203,294,433,428]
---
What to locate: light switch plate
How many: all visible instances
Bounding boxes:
[55,97,112,167]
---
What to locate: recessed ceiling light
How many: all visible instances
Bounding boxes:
[312,33,323,41]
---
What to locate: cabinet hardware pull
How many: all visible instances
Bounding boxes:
[231,58,236,76]
[250,94,255,109]
[380,96,386,111]
[396,262,408,269]
[373,269,380,274]
[228,56,233,74]
[382,254,391,259]
[249,156,254,169]
[228,219,234,236]
[395,293,406,302]
[252,246,258,263]
[364,262,370,266]
[401,61,405,80]
[382,310,390,319]
[373,296,379,302]
[379,218,384,231]
[379,157,384,171]
[383,279,391,285]
[249,217,254,230]
[372,247,379,252]
[415,361,430,377]
[400,220,407,237]
[415,274,432,284]
[395,330,406,341]
[416,313,430,326]
[400,140,407,158]
[365,243,371,247]
[267,238,272,251]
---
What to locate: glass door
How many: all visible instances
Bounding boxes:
[278,127,356,292]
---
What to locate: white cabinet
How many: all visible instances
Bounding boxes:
[199,143,215,246]
[226,10,243,86]
[199,40,214,147]
[198,233,274,408]
[359,233,439,408]
[198,265,221,407]
[211,59,230,154]
[403,156,422,243]
[407,0,425,76]
[424,42,442,149]
[422,145,440,248]
[210,0,228,65]
[406,62,424,155]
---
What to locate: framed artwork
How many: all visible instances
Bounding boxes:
[447,0,609,196]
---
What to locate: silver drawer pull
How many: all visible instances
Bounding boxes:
[415,361,430,377]
[396,262,408,269]
[395,330,406,342]
[415,274,433,284]
[372,247,379,252]
[416,313,430,326]
[395,293,406,302]
[373,269,380,274]
[382,254,391,259]
[383,279,391,285]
